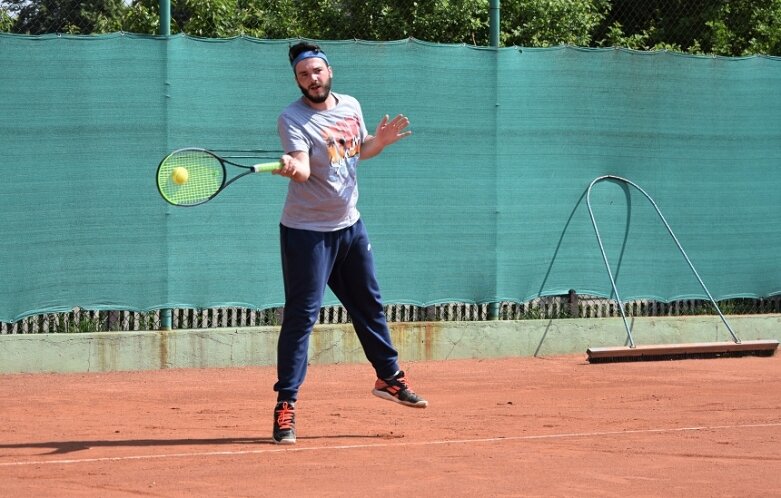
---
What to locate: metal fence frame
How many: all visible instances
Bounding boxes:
[3,295,780,334]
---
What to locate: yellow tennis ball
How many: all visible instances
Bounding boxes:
[172,166,189,185]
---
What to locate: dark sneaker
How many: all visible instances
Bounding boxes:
[273,401,296,444]
[372,370,428,408]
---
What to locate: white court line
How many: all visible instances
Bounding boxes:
[1,422,779,468]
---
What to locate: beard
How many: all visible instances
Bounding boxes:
[298,77,332,104]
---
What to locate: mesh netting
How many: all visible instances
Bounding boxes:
[1,35,780,322]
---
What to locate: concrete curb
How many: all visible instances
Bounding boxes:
[1,315,779,374]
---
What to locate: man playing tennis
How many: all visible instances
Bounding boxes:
[271,41,428,444]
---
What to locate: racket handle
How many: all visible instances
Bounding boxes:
[252,161,280,173]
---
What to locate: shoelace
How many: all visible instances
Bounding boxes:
[276,402,295,430]
[394,375,417,394]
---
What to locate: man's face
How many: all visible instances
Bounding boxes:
[294,57,333,104]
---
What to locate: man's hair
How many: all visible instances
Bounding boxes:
[288,41,324,66]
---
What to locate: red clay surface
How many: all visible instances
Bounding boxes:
[1,354,780,497]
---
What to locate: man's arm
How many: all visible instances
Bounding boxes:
[360,114,412,160]
[275,150,310,182]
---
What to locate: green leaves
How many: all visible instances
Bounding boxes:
[706,0,781,56]
[1,0,779,55]
[503,0,610,47]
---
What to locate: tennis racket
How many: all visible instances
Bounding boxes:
[156,147,280,207]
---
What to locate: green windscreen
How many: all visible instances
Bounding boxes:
[1,34,779,322]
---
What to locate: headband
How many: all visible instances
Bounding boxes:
[291,50,329,71]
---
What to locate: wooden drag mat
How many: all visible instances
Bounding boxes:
[1,354,779,497]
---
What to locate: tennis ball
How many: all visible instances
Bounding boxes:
[171,166,189,185]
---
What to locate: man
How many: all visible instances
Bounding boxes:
[271,41,427,445]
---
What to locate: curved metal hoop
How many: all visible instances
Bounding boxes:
[586,175,740,348]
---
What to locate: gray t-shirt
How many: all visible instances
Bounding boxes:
[277,92,368,231]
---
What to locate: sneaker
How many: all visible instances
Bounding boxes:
[273,401,296,444]
[372,370,428,408]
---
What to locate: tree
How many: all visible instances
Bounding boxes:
[594,0,717,51]
[118,1,159,35]
[3,0,127,34]
[706,0,781,56]
[595,0,781,55]
[1,6,13,31]
[314,0,490,44]
[501,0,610,47]
[1,0,779,55]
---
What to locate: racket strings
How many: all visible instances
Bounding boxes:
[158,150,225,206]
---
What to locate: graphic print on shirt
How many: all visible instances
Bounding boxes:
[323,114,361,179]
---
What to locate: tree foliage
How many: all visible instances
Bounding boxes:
[0,8,12,31]
[1,0,779,55]
[2,0,126,34]
[501,0,610,47]
[596,0,781,55]
[706,0,781,56]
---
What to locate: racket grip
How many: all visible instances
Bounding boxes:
[253,161,280,173]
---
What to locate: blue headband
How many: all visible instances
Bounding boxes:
[291,50,329,71]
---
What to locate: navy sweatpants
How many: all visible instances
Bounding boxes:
[274,219,400,402]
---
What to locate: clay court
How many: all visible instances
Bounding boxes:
[1,354,780,497]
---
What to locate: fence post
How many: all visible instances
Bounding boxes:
[159,0,172,331]
[487,0,501,321]
[568,289,578,317]
[489,0,500,47]
[159,0,170,36]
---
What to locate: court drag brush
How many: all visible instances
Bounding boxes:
[584,175,779,364]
